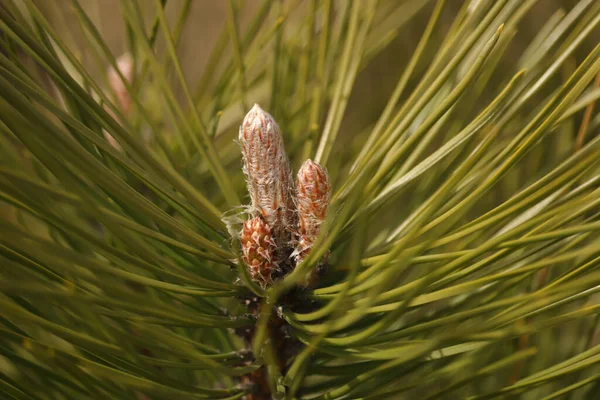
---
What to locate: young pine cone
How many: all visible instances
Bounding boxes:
[239,104,296,248]
[240,216,278,288]
[295,159,331,267]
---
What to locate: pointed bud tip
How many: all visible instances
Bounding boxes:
[300,158,320,171]
[242,103,274,127]
[298,159,328,182]
[243,103,265,120]
[116,52,134,69]
[108,52,134,83]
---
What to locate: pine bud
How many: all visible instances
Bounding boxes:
[295,159,331,266]
[240,216,278,287]
[103,53,135,150]
[107,53,135,115]
[240,104,295,246]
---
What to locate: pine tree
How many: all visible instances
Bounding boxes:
[2,1,600,399]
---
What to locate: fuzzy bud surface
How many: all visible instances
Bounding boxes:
[240,104,295,247]
[240,216,277,287]
[295,159,331,266]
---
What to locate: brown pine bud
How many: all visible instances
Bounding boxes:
[239,104,295,247]
[295,159,331,267]
[240,216,278,287]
